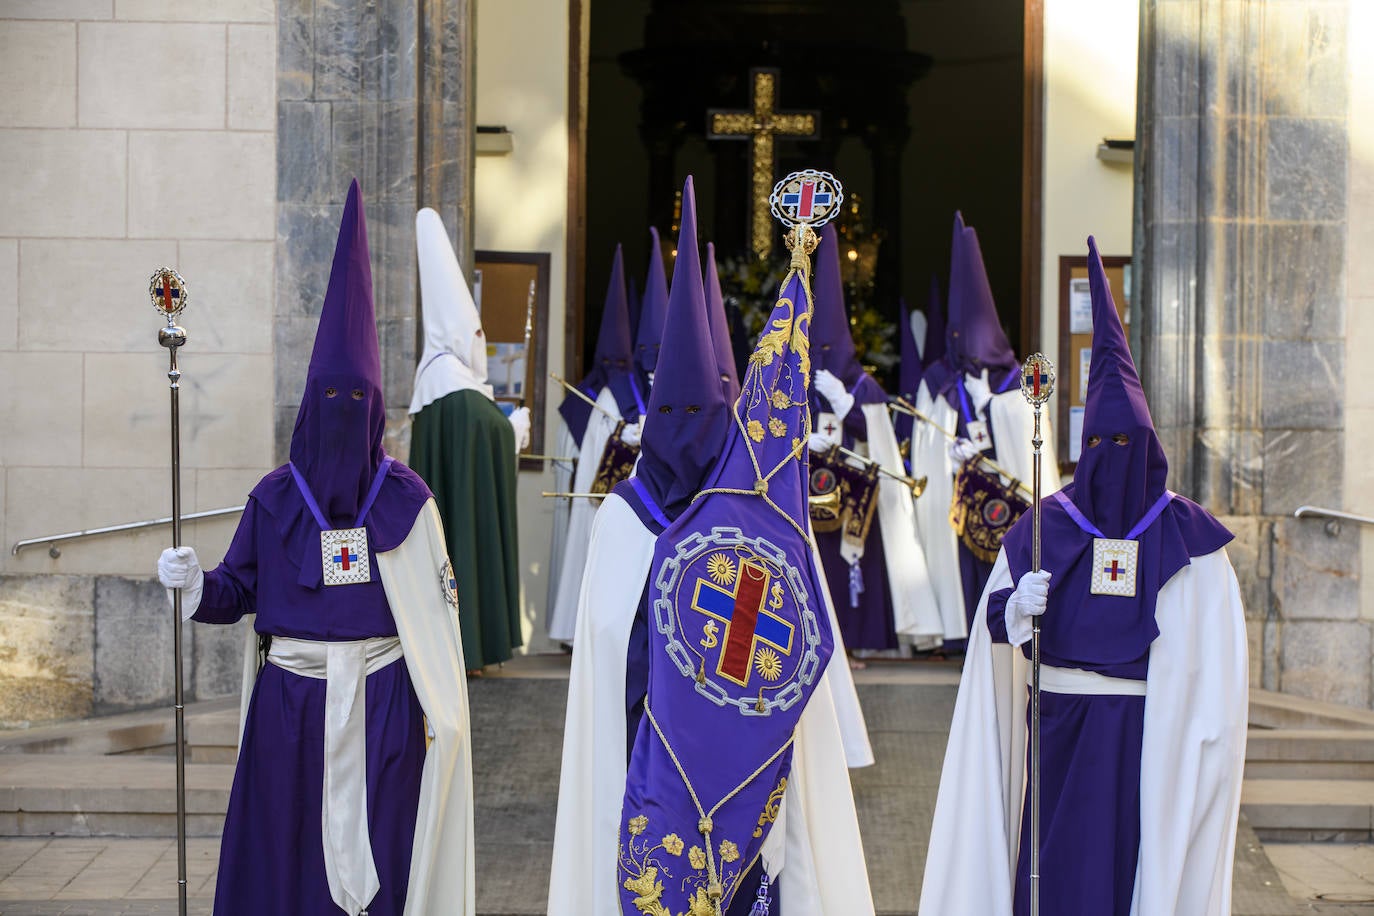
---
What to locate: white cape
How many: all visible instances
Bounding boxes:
[811,538,876,770]
[543,423,578,631]
[860,401,942,647]
[548,493,874,915]
[546,386,623,643]
[235,499,475,916]
[918,546,1248,915]
[909,379,1061,641]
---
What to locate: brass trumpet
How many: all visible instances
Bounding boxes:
[807,486,842,519]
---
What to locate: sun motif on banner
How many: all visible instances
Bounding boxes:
[754,648,783,681]
[706,553,737,586]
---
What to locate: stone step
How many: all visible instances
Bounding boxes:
[0,698,239,759]
[1246,729,1374,780]
[1249,688,1374,731]
[1242,778,1374,843]
[0,756,232,838]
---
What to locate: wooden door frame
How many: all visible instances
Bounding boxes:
[565,0,590,384]
[1021,0,1045,355]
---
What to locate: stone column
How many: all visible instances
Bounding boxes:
[275,0,476,463]
[1135,0,1362,703]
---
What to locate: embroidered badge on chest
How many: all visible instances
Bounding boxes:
[321,528,371,586]
[965,419,992,452]
[815,411,841,446]
[1091,537,1138,597]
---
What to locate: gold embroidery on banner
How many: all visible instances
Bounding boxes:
[768,417,787,438]
[705,553,736,586]
[753,776,788,838]
[620,813,674,916]
[747,419,765,442]
[754,647,783,681]
[623,867,671,916]
[718,840,740,864]
[792,310,812,380]
[688,846,706,870]
[750,299,795,369]
[686,887,716,916]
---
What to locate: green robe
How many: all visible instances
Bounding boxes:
[410,388,522,670]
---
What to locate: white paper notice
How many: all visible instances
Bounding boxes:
[1069,406,1086,463]
[1079,347,1092,401]
[1069,278,1093,333]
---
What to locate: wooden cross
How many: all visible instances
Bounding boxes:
[707,68,820,260]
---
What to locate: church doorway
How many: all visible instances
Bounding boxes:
[571,0,1039,385]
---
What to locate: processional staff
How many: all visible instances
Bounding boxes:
[549,371,620,422]
[826,443,928,497]
[1019,352,1056,916]
[150,267,192,916]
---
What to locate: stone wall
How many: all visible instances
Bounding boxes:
[1136,0,1365,705]
[0,574,248,728]
[0,2,278,723]
[274,0,475,465]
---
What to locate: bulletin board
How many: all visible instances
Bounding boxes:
[473,250,550,472]
[1057,254,1131,467]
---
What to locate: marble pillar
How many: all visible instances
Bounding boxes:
[1136,0,1362,704]
[275,0,476,463]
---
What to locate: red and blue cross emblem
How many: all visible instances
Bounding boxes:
[333,544,357,571]
[1103,559,1126,581]
[780,179,833,221]
[691,559,795,687]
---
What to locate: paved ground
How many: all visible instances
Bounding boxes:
[1,657,1372,914]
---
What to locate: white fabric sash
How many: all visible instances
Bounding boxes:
[1032,663,1147,697]
[268,635,404,916]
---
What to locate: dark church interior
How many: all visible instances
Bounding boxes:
[584,0,1027,380]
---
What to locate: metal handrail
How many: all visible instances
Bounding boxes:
[1294,505,1374,527]
[11,506,245,558]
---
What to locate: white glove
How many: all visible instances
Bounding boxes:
[507,406,531,451]
[807,432,832,453]
[157,546,204,620]
[948,437,980,464]
[813,369,855,420]
[964,370,993,414]
[1005,569,1051,647]
[620,421,642,448]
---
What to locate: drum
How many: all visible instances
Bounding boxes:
[949,460,1030,563]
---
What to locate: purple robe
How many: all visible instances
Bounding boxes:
[975,237,1233,915]
[193,180,438,915]
[196,463,433,915]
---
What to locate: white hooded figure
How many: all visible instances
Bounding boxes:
[407,207,527,673]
